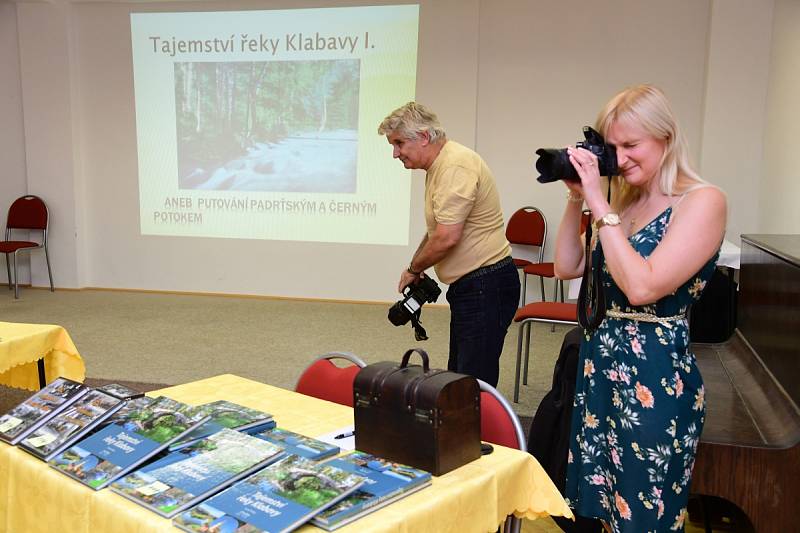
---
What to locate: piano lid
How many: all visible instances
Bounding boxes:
[741,234,800,268]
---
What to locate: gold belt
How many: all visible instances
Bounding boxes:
[605,310,686,324]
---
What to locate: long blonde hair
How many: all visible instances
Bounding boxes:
[596,85,707,212]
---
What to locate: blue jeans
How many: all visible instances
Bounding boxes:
[446,257,520,387]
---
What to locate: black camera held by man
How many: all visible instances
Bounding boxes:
[388,275,442,341]
[534,126,618,183]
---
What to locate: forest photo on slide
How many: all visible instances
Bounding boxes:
[174,59,360,193]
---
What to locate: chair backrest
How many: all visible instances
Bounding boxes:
[294,351,366,407]
[506,206,546,258]
[478,379,526,450]
[7,195,48,231]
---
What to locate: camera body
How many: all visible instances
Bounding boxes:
[388,275,442,327]
[535,126,618,183]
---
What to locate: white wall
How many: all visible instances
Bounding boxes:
[699,0,773,245]
[761,0,800,233]
[0,2,30,284]
[477,0,710,303]
[2,0,793,301]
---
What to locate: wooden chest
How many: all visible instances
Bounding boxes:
[353,349,481,476]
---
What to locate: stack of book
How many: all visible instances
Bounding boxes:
[168,399,274,451]
[111,428,285,517]
[172,453,365,533]
[250,427,340,461]
[0,377,88,445]
[49,396,210,490]
[312,450,432,530]
[19,388,126,461]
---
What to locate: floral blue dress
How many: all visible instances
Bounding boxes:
[565,206,718,532]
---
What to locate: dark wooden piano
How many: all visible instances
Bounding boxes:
[691,234,800,532]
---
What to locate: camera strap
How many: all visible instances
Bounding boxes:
[577,182,611,331]
[577,218,606,330]
[410,311,429,341]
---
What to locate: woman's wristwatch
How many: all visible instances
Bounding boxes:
[594,213,621,230]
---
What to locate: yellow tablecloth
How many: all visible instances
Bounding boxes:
[0,374,572,533]
[0,321,85,390]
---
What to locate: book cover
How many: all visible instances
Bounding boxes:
[19,388,125,461]
[111,428,285,518]
[169,400,274,451]
[172,454,365,533]
[250,427,339,461]
[0,377,88,445]
[48,396,209,490]
[97,382,145,400]
[312,451,432,530]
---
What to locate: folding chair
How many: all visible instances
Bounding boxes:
[294,351,366,407]
[1,195,54,299]
[478,379,526,533]
[513,302,578,403]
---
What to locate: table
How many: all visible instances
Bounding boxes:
[0,322,85,391]
[0,374,572,533]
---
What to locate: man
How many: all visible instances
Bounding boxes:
[378,102,520,387]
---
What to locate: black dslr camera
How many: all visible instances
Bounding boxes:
[535,126,618,183]
[388,276,442,341]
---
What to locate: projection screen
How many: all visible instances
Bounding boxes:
[131,5,419,245]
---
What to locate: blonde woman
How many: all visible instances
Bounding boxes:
[554,85,726,532]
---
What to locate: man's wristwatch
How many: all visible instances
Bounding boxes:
[407,263,421,276]
[594,212,621,230]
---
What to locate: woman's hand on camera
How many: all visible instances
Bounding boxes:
[567,146,605,213]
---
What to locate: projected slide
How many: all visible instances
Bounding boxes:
[131,5,419,244]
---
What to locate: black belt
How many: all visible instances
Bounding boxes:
[457,256,514,283]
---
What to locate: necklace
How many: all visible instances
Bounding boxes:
[625,200,649,235]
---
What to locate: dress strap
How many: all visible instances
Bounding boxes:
[672,192,689,208]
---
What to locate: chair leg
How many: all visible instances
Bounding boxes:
[539,276,546,302]
[522,321,532,385]
[5,254,11,291]
[521,271,527,306]
[13,252,19,299]
[551,279,561,332]
[44,244,54,292]
[514,322,526,403]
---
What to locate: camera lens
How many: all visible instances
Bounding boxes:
[535,148,579,183]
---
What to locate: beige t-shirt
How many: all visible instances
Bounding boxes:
[425,141,511,284]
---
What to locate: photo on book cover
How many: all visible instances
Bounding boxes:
[19,388,125,461]
[0,377,88,445]
[111,428,285,517]
[250,427,338,461]
[169,400,274,451]
[312,450,432,530]
[172,453,364,533]
[49,396,209,490]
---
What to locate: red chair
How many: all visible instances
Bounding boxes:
[505,206,555,304]
[294,351,366,407]
[519,210,592,305]
[478,379,525,533]
[512,302,578,403]
[1,195,54,299]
